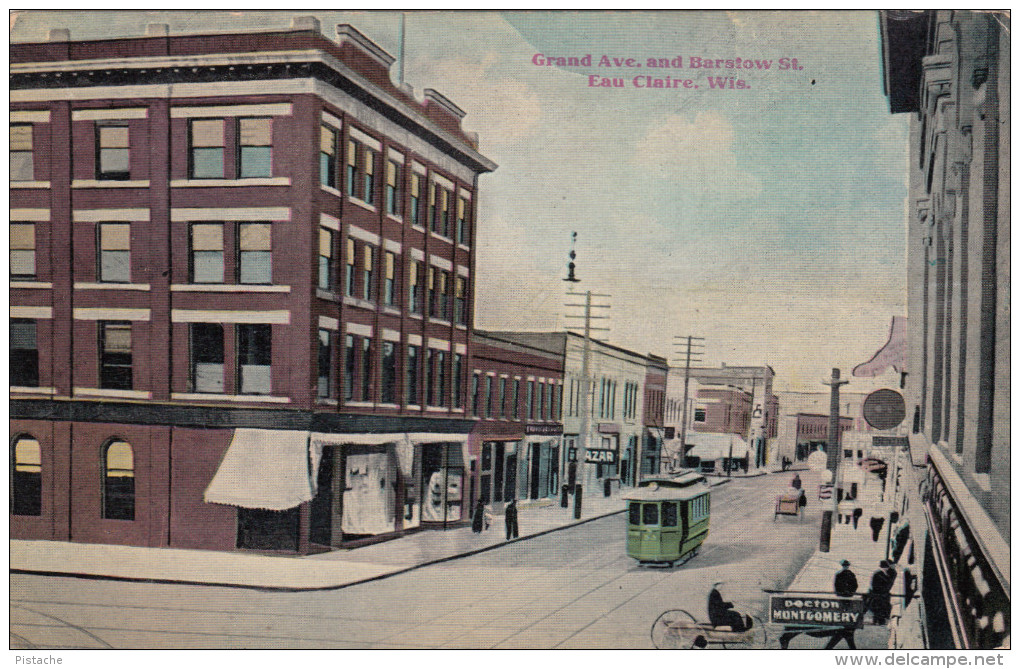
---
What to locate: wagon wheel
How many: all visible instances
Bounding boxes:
[650,609,698,649]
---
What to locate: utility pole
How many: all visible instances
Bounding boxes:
[820,367,849,552]
[563,233,609,516]
[673,335,704,471]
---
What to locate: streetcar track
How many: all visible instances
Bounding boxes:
[11,603,114,649]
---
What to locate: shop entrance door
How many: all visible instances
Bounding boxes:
[529,444,541,499]
[505,453,517,501]
[309,447,335,546]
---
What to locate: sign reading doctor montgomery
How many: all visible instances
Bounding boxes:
[769,596,865,628]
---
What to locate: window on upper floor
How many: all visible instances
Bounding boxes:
[437,187,451,237]
[381,341,397,404]
[10,223,36,280]
[408,259,422,314]
[98,223,131,283]
[102,440,134,521]
[237,324,271,395]
[189,323,224,393]
[437,270,451,321]
[238,117,272,178]
[384,251,398,307]
[320,125,338,189]
[237,223,271,285]
[427,266,437,318]
[385,159,402,216]
[318,227,335,292]
[409,173,424,227]
[345,238,357,298]
[526,380,535,420]
[346,137,379,204]
[512,378,521,420]
[456,196,471,246]
[99,321,132,391]
[406,344,421,406]
[344,334,357,402]
[189,223,224,283]
[360,336,373,402]
[362,244,375,302]
[694,407,706,423]
[10,124,34,182]
[455,276,467,326]
[10,319,39,388]
[453,353,464,409]
[484,375,494,417]
[11,435,42,516]
[317,329,333,399]
[189,119,225,179]
[428,182,438,232]
[96,123,130,180]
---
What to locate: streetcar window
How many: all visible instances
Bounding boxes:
[643,503,659,525]
[662,502,677,527]
[629,502,641,525]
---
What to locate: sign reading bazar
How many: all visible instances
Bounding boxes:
[585,449,617,464]
[769,596,864,628]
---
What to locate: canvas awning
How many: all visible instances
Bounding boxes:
[204,428,313,510]
[685,432,750,461]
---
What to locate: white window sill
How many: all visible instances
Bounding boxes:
[74,387,151,400]
[451,408,465,414]
[430,232,454,244]
[171,393,290,404]
[171,284,290,293]
[411,225,426,233]
[382,306,401,316]
[343,296,376,310]
[409,312,423,320]
[76,282,152,291]
[430,318,452,327]
[316,398,339,406]
[320,184,343,198]
[171,177,290,188]
[348,197,377,213]
[455,324,467,330]
[385,214,403,224]
[10,386,56,395]
[73,180,150,189]
[426,406,451,412]
[457,244,471,252]
[406,405,422,411]
[10,281,52,289]
[377,403,400,409]
[345,400,374,408]
[316,289,341,302]
[10,181,50,189]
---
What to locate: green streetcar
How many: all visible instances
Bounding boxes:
[623,472,711,565]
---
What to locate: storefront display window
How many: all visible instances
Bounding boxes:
[342,446,398,536]
[421,443,463,524]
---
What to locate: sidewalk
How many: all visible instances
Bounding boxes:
[776,468,922,650]
[11,488,632,591]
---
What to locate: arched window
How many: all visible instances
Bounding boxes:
[11,435,42,516]
[103,440,134,521]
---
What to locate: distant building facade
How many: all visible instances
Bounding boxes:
[880,10,1009,649]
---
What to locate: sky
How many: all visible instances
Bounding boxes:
[11,10,910,393]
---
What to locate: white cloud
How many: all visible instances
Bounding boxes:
[632,112,762,197]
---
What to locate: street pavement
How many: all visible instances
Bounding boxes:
[10,473,822,649]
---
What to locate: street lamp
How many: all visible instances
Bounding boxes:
[820,367,848,552]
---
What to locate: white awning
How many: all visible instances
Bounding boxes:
[204,428,313,510]
[685,432,750,461]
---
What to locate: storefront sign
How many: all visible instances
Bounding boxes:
[525,423,563,436]
[769,596,864,628]
[597,423,620,434]
[585,449,617,464]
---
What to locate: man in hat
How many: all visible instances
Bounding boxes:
[868,560,895,624]
[834,559,858,597]
[707,582,751,632]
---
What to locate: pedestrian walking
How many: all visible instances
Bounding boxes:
[791,473,802,490]
[471,498,486,533]
[852,507,863,530]
[867,560,895,624]
[504,498,519,540]
[834,559,858,597]
[869,515,885,542]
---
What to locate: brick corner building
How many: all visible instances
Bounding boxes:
[10,18,496,552]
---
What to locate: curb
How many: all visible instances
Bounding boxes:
[11,506,628,593]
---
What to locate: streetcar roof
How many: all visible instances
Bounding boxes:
[638,472,707,488]
[622,482,711,501]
